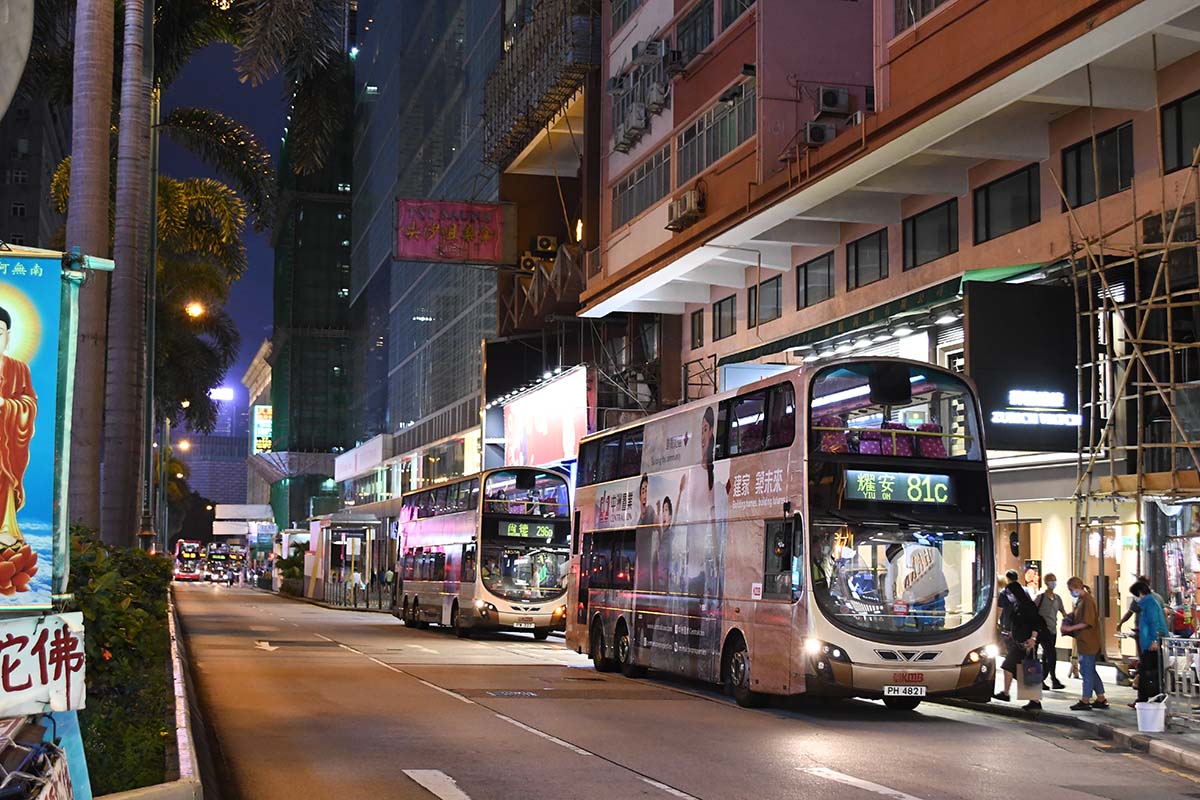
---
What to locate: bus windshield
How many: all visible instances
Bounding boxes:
[810,361,981,460]
[483,470,570,517]
[481,546,569,601]
[810,522,991,639]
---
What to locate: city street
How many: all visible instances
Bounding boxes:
[176,585,1200,800]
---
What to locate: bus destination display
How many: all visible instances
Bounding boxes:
[502,521,556,539]
[845,469,954,505]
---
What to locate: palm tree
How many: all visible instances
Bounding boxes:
[65,0,116,529]
[103,0,153,545]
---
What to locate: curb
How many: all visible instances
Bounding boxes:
[937,699,1200,772]
[252,585,393,615]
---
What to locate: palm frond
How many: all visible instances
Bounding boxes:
[50,157,72,215]
[154,0,241,87]
[155,305,240,432]
[284,59,352,175]
[17,0,76,104]
[158,107,274,228]
[233,0,345,87]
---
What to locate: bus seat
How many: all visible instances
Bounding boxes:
[881,422,914,456]
[817,415,848,453]
[917,422,948,458]
[858,428,882,455]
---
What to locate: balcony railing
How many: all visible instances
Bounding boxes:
[483,0,600,168]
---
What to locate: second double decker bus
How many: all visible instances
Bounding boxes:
[567,358,997,709]
[395,467,572,639]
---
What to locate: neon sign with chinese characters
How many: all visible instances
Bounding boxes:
[845,469,954,505]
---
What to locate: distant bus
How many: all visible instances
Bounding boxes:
[566,358,997,710]
[173,540,203,582]
[205,543,230,581]
[395,467,571,639]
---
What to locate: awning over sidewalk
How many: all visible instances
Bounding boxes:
[959,262,1046,286]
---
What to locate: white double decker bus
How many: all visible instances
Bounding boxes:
[395,467,572,639]
[566,358,997,709]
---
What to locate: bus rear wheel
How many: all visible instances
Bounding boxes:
[402,599,417,628]
[724,636,766,708]
[590,625,615,673]
[615,621,646,678]
[882,697,921,711]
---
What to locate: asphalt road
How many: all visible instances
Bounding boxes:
[175,584,1200,800]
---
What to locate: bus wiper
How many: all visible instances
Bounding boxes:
[887,511,926,526]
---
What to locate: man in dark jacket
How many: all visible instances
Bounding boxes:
[995,571,1050,710]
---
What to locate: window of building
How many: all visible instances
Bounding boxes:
[902,198,958,269]
[677,78,756,183]
[973,164,1040,243]
[7,233,24,246]
[894,0,951,34]
[797,252,834,308]
[612,0,643,32]
[846,230,888,290]
[613,144,671,227]
[690,308,704,349]
[4,170,28,185]
[721,0,754,28]
[749,275,781,327]
[9,203,25,219]
[1063,123,1133,208]
[612,56,669,136]
[748,284,757,328]
[714,294,736,340]
[677,0,714,62]
[1163,89,1200,173]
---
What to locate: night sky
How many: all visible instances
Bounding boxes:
[160,45,286,405]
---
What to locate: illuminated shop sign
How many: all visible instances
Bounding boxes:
[990,389,1082,427]
[845,469,954,505]
[252,404,273,454]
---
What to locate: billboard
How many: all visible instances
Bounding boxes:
[503,367,588,467]
[966,282,1082,452]
[0,254,62,608]
[394,199,517,265]
[252,404,273,454]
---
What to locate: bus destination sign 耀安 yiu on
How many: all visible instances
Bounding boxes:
[845,469,954,505]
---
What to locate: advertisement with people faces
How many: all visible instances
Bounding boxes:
[580,401,792,682]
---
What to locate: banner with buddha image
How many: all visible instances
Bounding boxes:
[0,253,59,609]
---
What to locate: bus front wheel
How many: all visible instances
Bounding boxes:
[723,636,766,708]
[532,628,550,641]
[452,603,471,638]
[402,599,417,628]
[883,697,921,712]
[590,625,616,673]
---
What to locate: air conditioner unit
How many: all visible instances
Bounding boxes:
[632,40,666,66]
[613,123,632,153]
[645,82,668,113]
[532,234,558,256]
[806,121,837,146]
[664,49,687,78]
[817,86,850,116]
[606,75,631,96]
[665,189,704,232]
[627,102,648,132]
[519,252,539,271]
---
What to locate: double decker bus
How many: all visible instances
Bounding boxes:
[173,540,203,581]
[204,542,230,580]
[395,467,571,639]
[567,358,997,709]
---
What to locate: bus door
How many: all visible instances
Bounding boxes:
[753,515,801,694]
[460,542,477,609]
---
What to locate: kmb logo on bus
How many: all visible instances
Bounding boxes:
[892,671,925,683]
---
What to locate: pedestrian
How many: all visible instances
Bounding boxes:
[995,570,1049,710]
[1035,573,1067,690]
[1117,574,1165,631]
[1062,576,1110,710]
[1130,580,1169,706]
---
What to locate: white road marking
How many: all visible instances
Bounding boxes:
[411,644,439,654]
[313,633,334,642]
[402,769,473,800]
[799,767,927,800]
[254,641,278,652]
[420,679,475,705]
[338,643,364,655]
[495,714,592,757]
[640,777,699,799]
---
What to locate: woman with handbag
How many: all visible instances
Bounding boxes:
[995,571,1050,711]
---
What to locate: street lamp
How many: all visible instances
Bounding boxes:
[175,472,184,480]
[185,301,205,319]
[205,504,213,511]
[177,439,191,452]
[180,400,190,409]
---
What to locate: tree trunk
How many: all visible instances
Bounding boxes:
[102,0,150,546]
[65,0,115,530]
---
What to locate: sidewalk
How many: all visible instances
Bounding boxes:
[940,663,1200,773]
[251,584,394,615]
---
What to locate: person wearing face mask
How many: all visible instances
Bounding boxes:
[1062,576,1109,710]
[1035,574,1067,690]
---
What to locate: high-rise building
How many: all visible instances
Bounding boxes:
[0,97,69,248]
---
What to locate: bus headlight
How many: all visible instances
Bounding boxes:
[804,638,822,656]
[984,644,1000,659]
[474,600,497,617]
[805,639,850,663]
[552,604,567,617]
[474,599,485,610]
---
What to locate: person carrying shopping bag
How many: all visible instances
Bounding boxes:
[995,571,1049,711]
[1062,577,1110,710]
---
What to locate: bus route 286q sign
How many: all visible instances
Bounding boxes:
[0,612,85,716]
